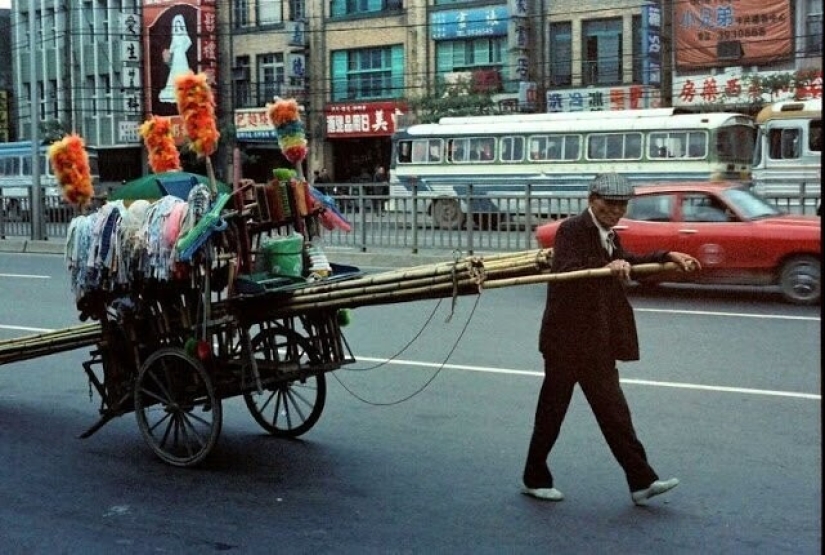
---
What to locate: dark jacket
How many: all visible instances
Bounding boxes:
[538,210,670,364]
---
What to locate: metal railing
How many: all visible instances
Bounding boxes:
[2,183,820,254]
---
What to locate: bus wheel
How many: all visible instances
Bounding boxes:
[432,199,465,229]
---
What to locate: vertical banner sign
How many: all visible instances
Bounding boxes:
[642,2,662,89]
[143,0,218,122]
[119,12,142,136]
[508,0,529,84]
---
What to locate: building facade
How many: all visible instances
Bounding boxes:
[8,0,821,185]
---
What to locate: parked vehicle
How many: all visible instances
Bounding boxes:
[535,181,821,304]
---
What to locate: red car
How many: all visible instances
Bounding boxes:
[535,182,821,305]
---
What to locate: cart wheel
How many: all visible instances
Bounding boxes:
[243,328,327,438]
[134,348,222,467]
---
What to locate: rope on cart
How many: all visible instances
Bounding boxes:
[331,293,482,406]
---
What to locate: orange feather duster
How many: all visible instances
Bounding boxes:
[48,134,94,208]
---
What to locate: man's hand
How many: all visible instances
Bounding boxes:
[667,251,702,272]
[607,259,633,280]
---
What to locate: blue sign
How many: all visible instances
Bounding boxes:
[642,2,662,87]
[430,7,509,40]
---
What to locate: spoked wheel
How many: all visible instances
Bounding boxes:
[243,327,327,438]
[134,348,222,467]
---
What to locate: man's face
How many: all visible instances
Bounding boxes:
[589,195,628,228]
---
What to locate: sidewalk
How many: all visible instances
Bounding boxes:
[0,238,483,270]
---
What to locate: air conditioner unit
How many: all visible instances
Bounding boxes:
[717,41,743,60]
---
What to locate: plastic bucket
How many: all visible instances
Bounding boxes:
[261,234,304,278]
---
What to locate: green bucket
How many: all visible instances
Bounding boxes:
[261,234,304,278]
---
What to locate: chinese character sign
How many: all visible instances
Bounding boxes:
[642,2,662,87]
[546,86,658,112]
[324,102,407,138]
[674,0,792,69]
[430,7,509,40]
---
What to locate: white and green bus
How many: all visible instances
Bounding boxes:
[390,109,756,228]
[752,99,821,214]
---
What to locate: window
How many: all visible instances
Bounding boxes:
[588,133,641,160]
[582,18,622,86]
[809,119,822,152]
[257,53,284,104]
[549,22,572,86]
[501,136,524,162]
[681,194,730,223]
[233,0,250,28]
[330,0,385,17]
[448,138,470,163]
[632,15,642,84]
[289,0,306,20]
[806,0,823,56]
[649,131,707,159]
[234,55,252,107]
[331,46,403,101]
[626,194,674,222]
[258,0,283,25]
[435,37,504,73]
[408,139,443,163]
[767,128,801,159]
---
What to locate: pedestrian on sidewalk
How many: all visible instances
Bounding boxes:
[521,173,701,505]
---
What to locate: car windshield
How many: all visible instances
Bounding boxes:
[721,187,782,220]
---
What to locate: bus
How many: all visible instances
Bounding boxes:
[751,99,821,214]
[389,108,756,228]
[0,140,100,221]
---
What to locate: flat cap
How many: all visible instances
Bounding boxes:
[589,173,634,200]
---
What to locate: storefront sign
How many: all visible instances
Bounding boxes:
[546,85,660,112]
[673,69,823,107]
[324,102,407,138]
[674,0,792,70]
[235,107,277,141]
[430,7,508,40]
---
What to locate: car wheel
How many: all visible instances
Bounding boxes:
[778,255,821,305]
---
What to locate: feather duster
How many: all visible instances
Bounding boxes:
[267,97,308,166]
[139,115,181,173]
[174,71,220,158]
[48,134,94,208]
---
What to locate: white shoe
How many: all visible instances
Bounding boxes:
[631,477,680,505]
[522,485,565,501]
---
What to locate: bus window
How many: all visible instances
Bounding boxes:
[809,119,822,152]
[448,139,469,163]
[411,140,431,163]
[529,137,545,160]
[427,139,442,162]
[501,136,524,162]
[625,133,642,159]
[687,133,706,158]
[769,128,801,159]
[563,136,580,160]
[397,141,412,163]
[469,138,495,161]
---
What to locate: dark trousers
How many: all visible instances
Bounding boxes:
[523,355,658,492]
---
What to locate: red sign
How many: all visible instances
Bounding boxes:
[324,102,407,138]
[143,0,218,123]
[674,0,793,70]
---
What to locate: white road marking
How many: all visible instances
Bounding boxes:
[353,357,821,401]
[636,307,820,321]
[0,273,50,279]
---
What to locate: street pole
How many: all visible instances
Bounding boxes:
[29,0,43,240]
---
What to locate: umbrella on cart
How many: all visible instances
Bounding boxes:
[108,171,231,201]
